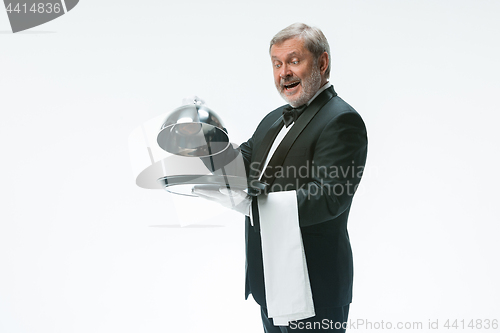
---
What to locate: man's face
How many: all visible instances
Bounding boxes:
[271,37,324,107]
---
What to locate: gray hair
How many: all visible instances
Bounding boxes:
[269,23,331,79]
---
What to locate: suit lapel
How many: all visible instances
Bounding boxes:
[249,115,284,182]
[260,86,337,188]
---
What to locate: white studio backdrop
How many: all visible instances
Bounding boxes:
[1,0,499,332]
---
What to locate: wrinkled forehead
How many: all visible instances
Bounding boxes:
[270,37,309,60]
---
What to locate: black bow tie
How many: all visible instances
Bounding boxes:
[282,104,307,128]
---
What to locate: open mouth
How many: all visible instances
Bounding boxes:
[284,81,300,90]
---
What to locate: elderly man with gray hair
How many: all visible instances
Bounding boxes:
[195,22,367,332]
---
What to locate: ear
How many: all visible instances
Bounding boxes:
[318,51,329,76]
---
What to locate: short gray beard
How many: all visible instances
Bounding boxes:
[279,65,322,108]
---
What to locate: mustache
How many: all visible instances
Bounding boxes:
[280,77,301,86]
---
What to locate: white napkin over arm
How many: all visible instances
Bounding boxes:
[257,190,315,326]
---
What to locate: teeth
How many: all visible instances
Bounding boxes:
[285,82,300,89]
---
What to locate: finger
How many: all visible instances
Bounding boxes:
[193,191,222,202]
[192,188,226,199]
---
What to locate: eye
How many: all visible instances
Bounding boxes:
[274,63,282,69]
[291,60,299,65]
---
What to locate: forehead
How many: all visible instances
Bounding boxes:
[270,37,309,60]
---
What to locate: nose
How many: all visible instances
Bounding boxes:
[279,64,292,79]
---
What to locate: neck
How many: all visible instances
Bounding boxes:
[306,81,331,106]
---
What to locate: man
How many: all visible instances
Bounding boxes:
[196,23,367,332]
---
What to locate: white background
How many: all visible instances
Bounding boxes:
[1,1,499,332]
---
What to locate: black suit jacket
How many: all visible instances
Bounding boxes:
[238,86,368,308]
[203,87,367,308]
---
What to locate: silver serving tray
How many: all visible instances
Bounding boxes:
[158,175,266,197]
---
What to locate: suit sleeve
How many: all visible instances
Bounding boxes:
[296,112,368,227]
[198,131,254,184]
